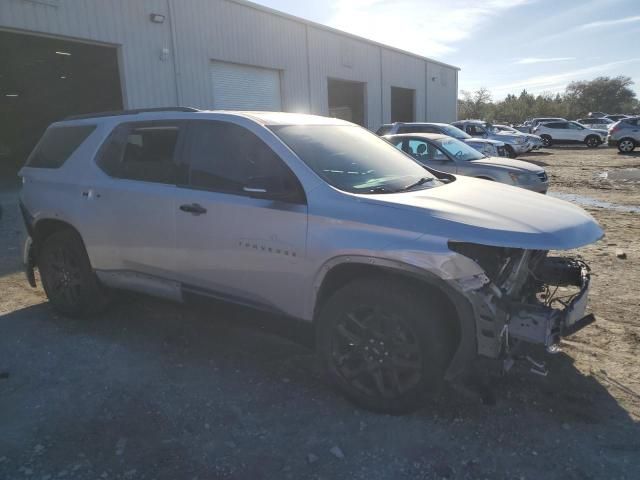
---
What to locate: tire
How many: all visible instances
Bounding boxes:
[618,138,636,153]
[38,229,110,317]
[585,135,601,148]
[316,276,451,414]
[540,135,552,147]
[505,145,517,158]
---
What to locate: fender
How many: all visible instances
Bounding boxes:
[309,255,478,382]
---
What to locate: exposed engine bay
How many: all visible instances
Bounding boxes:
[449,242,594,366]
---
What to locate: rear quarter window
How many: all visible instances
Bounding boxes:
[26,125,96,168]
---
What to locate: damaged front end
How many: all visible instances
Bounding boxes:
[448,242,594,367]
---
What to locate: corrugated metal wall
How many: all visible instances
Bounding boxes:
[0,0,459,126]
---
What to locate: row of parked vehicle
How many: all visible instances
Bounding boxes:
[514,114,639,152]
[376,121,549,193]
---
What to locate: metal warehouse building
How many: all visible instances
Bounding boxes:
[0,0,459,174]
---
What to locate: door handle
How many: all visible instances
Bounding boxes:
[179,203,207,215]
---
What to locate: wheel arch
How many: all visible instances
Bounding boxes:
[311,258,478,382]
[32,218,85,259]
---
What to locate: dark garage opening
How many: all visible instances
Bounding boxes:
[328,78,366,127]
[0,30,123,185]
[391,86,415,123]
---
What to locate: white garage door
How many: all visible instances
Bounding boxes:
[210,61,282,111]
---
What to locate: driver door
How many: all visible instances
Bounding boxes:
[567,122,586,141]
[172,120,308,316]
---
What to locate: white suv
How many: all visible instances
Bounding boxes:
[20,108,603,413]
[533,120,607,148]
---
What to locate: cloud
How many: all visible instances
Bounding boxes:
[579,15,640,29]
[491,58,640,95]
[327,0,534,59]
[514,57,575,65]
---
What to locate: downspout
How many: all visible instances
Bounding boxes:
[167,0,182,105]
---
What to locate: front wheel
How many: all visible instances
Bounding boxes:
[585,135,601,148]
[618,138,636,153]
[540,135,552,147]
[316,277,451,414]
[38,229,110,317]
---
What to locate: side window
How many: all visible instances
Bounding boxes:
[26,125,96,168]
[407,140,448,162]
[568,122,583,130]
[97,122,183,184]
[407,139,427,157]
[187,121,304,202]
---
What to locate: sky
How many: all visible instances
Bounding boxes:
[250,0,640,100]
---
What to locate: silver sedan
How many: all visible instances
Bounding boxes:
[385,133,548,193]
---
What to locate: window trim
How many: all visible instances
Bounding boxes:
[180,120,307,205]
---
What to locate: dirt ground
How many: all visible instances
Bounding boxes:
[1,146,639,480]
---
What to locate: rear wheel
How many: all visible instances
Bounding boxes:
[316,277,451,414]
[540,135,552,147]
[618,138,636,153]
[38,229,110,317]
[585,135,601,148]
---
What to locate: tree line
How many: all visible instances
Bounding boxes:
[457,76,639,124]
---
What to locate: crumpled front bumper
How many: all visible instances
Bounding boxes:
[508,260,593,348]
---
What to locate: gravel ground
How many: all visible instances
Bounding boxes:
[1,147,639,480]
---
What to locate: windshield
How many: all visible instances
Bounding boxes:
[440,124,471,139]
[270,125,441,194]
[434,137,486,161]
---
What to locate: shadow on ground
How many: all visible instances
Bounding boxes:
[1,296,638,479]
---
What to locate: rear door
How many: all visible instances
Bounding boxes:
[173,120,308,316]
[83,121,186,277]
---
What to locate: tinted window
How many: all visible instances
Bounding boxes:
[187,121,302,201]
[26,125,96,168]
[568,122,584,130]
[398,125,437,134]
[545,122,565,129]
[97,122,182,184]
[467,125,486,135]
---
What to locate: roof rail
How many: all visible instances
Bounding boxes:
[64,107,200,121]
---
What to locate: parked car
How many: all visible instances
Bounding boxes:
[384,133,548,193]
[587,111,607,118]
[451,120,529,158]
[607,116,640,152]
[516,117,566,134]
[604,114,629,122]
[20,108,603,413]
[493,124,544,151]
[576,117,615,130]
[376,122,507,158]
[532,120,607,147]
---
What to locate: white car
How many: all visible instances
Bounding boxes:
[576,117,615,131]
[20,108,603,413]
[532,120,607,148]
[494,124,544,151]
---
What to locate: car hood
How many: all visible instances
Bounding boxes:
[360,176,603,250]
[469,157,544,173]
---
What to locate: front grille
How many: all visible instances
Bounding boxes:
[497,146,506,157]
[537,171,548,182]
